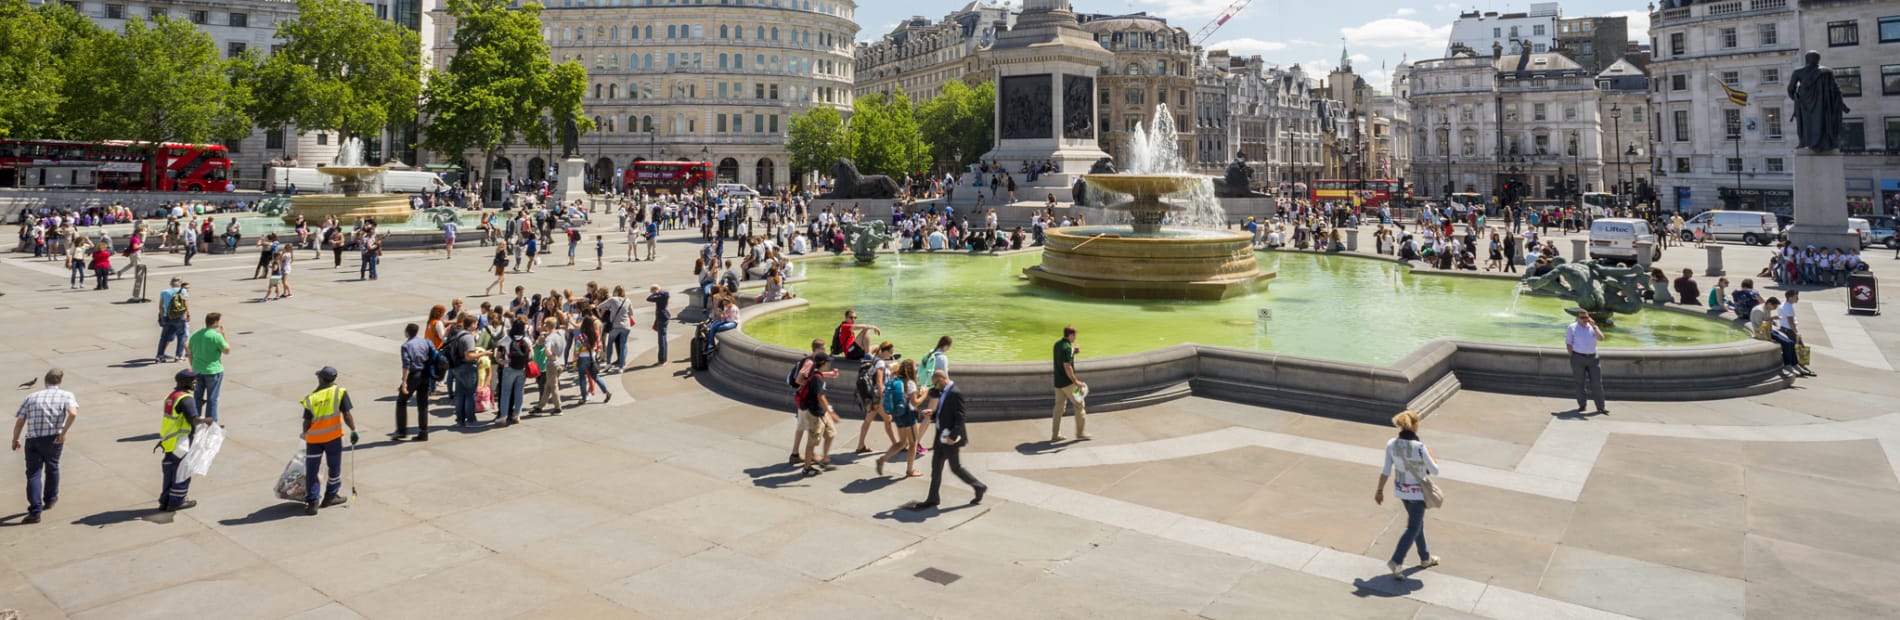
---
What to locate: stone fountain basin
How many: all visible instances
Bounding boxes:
[315,165,391,181]
[1082,174,1207,209]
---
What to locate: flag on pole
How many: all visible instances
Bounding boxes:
[1714,76,1749,107]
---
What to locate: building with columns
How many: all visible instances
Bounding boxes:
[1647,0,1799,213]
[1077,13,1201,171]
[853,3,1014,103]
[431,0,860,192]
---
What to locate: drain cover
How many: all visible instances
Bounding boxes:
[914,567,961,586]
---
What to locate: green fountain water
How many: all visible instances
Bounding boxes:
[744,252,1749,366]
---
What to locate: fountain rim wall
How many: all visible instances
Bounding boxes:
[704,249,1787,423]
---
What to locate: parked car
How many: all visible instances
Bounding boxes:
[1862,214,1898,249]
[1589,217,1662,263]
[1681,210,1778,245]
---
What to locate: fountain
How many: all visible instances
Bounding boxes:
[1022,105,1273,300]
[284,138,414,226]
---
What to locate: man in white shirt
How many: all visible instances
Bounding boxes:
[1565,311,1606,414]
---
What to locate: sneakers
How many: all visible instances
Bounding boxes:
[1387,560,1405,579]
[321,495,348,508]
[21,513,41,524]
[304,502,319,516]
[1420,555,1441,569]
[788,453,802,465]
[161,500,198,512]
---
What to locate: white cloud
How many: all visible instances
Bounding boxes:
[1607,10,1651,44]
[1206,37,1289,55]
[1395,8,1417,17]
[1340,18,1453,49]
[1435,2,1463,11]
[1349,53,1372,64]
[857,22,898,43]
[1289,38,1318,47]
[1133,0,1235,20]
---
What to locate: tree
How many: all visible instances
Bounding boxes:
[0,0,107,138]
[845,89,929,178]
[249,0,422,159]
[61,15,252,188]
[786,105,849,179]
[917,81,994,170]
[421,0,588,196]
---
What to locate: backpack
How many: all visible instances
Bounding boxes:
[507,337,532,368]
[786,356,810,388]
[567,228,580,243]
[164,290,189,320]
[920,350,941,379]
[855,360,879,401]
[882,377,908,414]
[443,329,469,369]
[829,324,847,355]
[427,346,450,379]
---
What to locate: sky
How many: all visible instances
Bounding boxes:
[854,1,1656,94]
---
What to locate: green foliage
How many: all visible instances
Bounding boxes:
[785,105,849,177]
[421,0,587,184]
[61,15,252,187]
[916,81,994,169]
[250,0,422,146]
[0,0,108,138]
[845,89,930,178]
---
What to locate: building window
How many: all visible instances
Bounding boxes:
[1760,23,1777,46]
[1766,157,1784,173]
[1829,20,1859,46]
[190,10,207,24]
[149,7,163,18]
[1533,24,1545,36]
[316,133,329,146]
[1125,89,1144,105]
[1842,118,1866,150]
[1765,107,1783,138]
[1563,105,1577,121]
[1721,28,1737,48]
[1673,110,1690,142]
[1838,66,1862,96]
[1671,74,1687,91]
[1533,103,1547,121]
[1669,32,1685,55]
[1462,134,1475,156]
[1675,157,1690,173]
[1883,65,1900,95]
[1721,71,1739,85]
[1882,16,1900,43]
[1761,68,1780,84]
[265,129,284,150]
[105,3,123,18]
[1725,109,1742,139]
[1726,158,1742,173]
[227,41,246,58]
[1886,117,1900,150]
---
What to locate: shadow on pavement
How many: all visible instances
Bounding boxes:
[73,508,162,527]
[1350,575,1423,598]
[217,502,306,526]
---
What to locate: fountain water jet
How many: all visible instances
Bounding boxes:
[1023,105,1272,300]
[284,138,414,226]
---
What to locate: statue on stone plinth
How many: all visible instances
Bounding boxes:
[1217,152,1269,198]
[560,112,581,160]
[1787,50,1851,152]
[820,158,901,200]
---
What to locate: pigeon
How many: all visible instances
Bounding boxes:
[17,377,37,390]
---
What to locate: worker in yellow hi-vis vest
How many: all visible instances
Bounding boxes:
[301,366,357,516]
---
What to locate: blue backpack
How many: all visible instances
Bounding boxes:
[881,377,908,414]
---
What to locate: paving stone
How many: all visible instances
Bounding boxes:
[506,514,713,587]
[1537,546,1745,620]
[69,564,330,620]
[279,523,493,598]
[597,547,819,619]
[342,556,576,620]
[1200,564,1422,619]
[1743,534,1900,619]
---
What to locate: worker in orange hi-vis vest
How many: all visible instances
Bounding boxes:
[300,366,357,516]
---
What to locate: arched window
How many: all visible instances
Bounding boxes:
[641,115,653,132]
[720,25,728,38]
[629,23,638,39]
[770,27,778,41]
[608,83,617,99]
[644,25,652,39]
[593,84,602,99]
[1124,63,1142,75]
[628,115,638,132]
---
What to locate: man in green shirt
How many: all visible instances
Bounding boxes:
[186,312,231,423]
[1051,325,1088,442]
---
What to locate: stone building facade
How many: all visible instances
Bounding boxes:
[1077,14,1200,171]
[853,2,1013,102]
[1647,0,1799,213]
[432,0,860,191]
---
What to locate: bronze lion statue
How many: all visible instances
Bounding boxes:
[821,158,902,200]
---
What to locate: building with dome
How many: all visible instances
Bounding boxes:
[1077,13,1202,171]
[430,0,860,192]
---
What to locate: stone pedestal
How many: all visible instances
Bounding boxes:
[1635,240,1654,271]
[1345,228,1360,252]
[1704,245,1725,276]
[559,157,589,205]
[1786,151,1861,250]
[1571,238,1588,262]
[977,0,1113,173]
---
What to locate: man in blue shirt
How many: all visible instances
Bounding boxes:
[395,323,433,441]
[155,279,190,363]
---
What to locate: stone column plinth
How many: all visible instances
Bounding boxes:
[1635,240,1654,271]
[1705,245,1725,277]
[1345,228,1360,252]
[1787,151,1861,250]
[1571,238,1588,262]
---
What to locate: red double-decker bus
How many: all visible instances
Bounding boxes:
[623,161,713,195]
[1311,179,1402,207]
[0,138,233,192]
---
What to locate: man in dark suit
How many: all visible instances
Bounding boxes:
[908,370,986,510]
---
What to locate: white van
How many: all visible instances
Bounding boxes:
[713,183,759,198]
[382,170,445,194]
[1588,217,1661,263]
[265,167,330,194]
[1847,217,1872,248]
[1681,210,1777,245]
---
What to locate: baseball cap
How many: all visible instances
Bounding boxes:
[174,369,198,382]
[315,366,339,381]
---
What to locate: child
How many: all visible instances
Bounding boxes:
[264,249,284,300]
[595,235,604,270]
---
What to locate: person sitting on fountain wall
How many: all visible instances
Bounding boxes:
[1674,269,1701,306]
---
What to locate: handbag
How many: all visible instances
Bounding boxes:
[526,360,541,379]
[1394,441,1445,509]
[1795,343,1812,367]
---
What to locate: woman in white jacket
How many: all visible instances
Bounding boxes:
[1375,410,1441,580]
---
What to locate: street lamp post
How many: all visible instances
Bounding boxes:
[1609,104,1623,206]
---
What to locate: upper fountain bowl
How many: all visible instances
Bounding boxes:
[314,165,390,183]
[1082,174,1205,207]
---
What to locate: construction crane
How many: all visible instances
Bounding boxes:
[1192,0,1255,45]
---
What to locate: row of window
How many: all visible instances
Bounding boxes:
[553,0,851,20]
[1665,109,1900,151]
[1664,64,1900,97]
[562,50,847,80]
[1827,16,1900,47]
[550,22,845,51]
[589,79,842,104]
